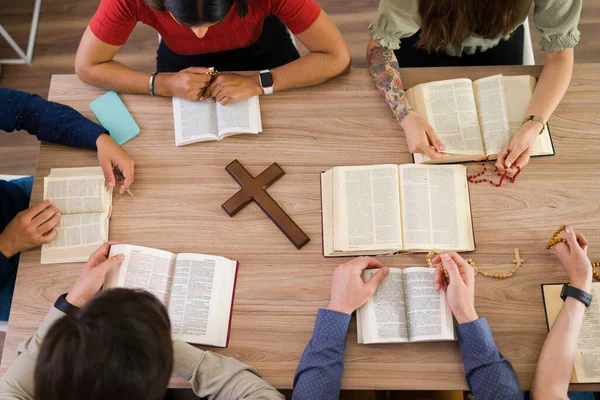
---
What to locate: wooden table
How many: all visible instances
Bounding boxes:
[2,65,600,391]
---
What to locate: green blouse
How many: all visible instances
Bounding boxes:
[369,0,581,56]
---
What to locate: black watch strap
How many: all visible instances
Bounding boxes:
[560,284,592,308]
[54,293,81,317]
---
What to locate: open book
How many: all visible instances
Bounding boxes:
[321,164,474,256]
[357,267,455,344]
[173,96,262,146]
[406,75,555,164]
[542,283,600,383]
[106,244,238,347]
[41,167,112,264]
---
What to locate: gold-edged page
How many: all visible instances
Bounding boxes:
[332,165,403,254]
[399,164,474,251]
[357,268,409,344]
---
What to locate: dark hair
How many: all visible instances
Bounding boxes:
[417,0,521,53]
[145,0,249,26]
[34,289,173,400]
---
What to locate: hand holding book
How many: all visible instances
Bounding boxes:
[433,252,479,324]
[401,111,449,160]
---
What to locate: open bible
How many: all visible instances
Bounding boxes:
[173,96,262,146]
[106,244,239,347]
[407,75,555,164]
[542,283,600,383]
[321,164,475,256]
[41,167,112,264]
[357,267,455,344]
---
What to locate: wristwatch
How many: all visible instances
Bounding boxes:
[54,293,81,317]
[522,115,546,135]
[259,70,274,95]
[560,284,592,308]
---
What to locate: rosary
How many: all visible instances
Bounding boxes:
[427,225,599,282]
[467,158,521,187]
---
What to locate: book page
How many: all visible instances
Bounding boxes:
[107,244,176,306]
[216,96,260,136]
[400,165,474,251]
[332,165,402,253]
[169,253,237,347]
[404,268,454,342]
[473,75,510,155]
[357,268,408,344]
[543,284,600,383]
[420,79,485,155]
[45,212,106,249]
[44,176,107,214]
[172,97,218,145]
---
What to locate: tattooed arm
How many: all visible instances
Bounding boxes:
[367,39,447,159]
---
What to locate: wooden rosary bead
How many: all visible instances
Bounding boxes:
[425,249,523,281]
[547,226,599,281]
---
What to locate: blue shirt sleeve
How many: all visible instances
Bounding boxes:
[0,251,17,287]
[0,87,106,150]
[292,309,351,400]
[457,318,523,400]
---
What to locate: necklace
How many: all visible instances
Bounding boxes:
[467,158,521,187]
[426,248,523,282]
[546,225,600,280]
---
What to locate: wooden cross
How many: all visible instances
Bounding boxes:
[222,160,310,250]
[512,248,524,266]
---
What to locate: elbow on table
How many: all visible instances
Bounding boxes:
[330,46,352,77]
[74,56,95,85]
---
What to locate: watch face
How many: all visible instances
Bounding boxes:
[260,72,273,87]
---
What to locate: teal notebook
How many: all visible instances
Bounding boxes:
[90,91,140,145]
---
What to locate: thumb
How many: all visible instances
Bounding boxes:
[427,128,446,152]
[98,253,125,274]
[365,267,389,294]
[99,158,116,188]
[564,225,581,252]
[441,253,462,284]
[504,147,523,169]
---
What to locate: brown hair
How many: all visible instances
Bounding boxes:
[144,0,249,26]
[417,0,521,53]
[34,289,173,400]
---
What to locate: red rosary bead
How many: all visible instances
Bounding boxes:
[468,158,522,187]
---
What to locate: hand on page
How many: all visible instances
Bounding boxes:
[555,226,592,292]
[0,200,60,258]
[205,72,263,106]
[401,111,448,160]
[433,252,478,324]
[66,241,124,308]
[96,133,135,195]
[495,122,539,176]
[327,256,389,315]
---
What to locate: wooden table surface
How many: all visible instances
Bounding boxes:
[2,65,600,391]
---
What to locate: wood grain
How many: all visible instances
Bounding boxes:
[1,66,600,391]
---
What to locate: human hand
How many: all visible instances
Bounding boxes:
[157,67,214,101]
[0,200,60,258]
[495,121,540,176]
[327,256,389,315]
[555,225,592,292]
[433,252,478,324]
[400,111,448,160]
[96,133,135,195]
[66,241,124,308]
[205,72,263,106]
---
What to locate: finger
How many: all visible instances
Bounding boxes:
[504,146,524,169]
[210,84,225,100]
[220,96,232,106]
[99,158,116,188]
[189,74,212,85]
[184,67,210,74]
[564,225,582,252]
[351,256,385,271]
[365,266,389,294]
[441,253,462,284]
[31,204,59,227]
[448,252,474,283]
[576,232,589,253]
[97,253,126,275]
[206,79,219,96]
[495,147,509,172]
[119,162,134,192]
[24,200,53,220]
[422,144,449,160]
[39,228,58,244]
[216,91,228,104]
[426,129,446,152]
[431,255,441,264]
[555,241,569,257]
[89,241,122,261]
[36,212,61,234]
[434,266,443,290]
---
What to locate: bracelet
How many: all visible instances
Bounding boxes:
[522,115,545,135]
[54,293,81,317]
[149,72,159,96]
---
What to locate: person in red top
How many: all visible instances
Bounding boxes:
[75,0,350,105]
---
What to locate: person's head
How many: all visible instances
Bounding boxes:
[417,0,522,53]
[145,0,250,38]
[34,289,173,400]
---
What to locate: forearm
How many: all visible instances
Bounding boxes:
[270,50,349,93]
[527,49,574,121]
[367,39,413,123]
[532,296,587,399]
[76,60,155,96]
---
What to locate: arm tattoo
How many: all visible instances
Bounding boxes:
[368,44,414,123]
